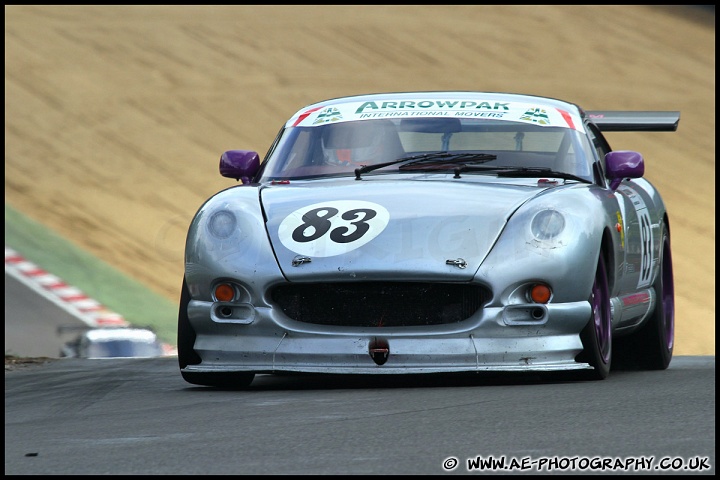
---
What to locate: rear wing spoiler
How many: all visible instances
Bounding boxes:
[586,111,680,132]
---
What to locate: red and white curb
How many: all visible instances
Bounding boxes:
[5,246,176,355]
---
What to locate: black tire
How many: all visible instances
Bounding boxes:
[177,277,255,388]
[181,371,255,389]
[614,223,674,370]
[576,249,612,380]
[177,277,202,370]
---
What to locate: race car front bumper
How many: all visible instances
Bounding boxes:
[182,301,595,375]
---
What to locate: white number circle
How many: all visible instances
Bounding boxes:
[278,200,390,257]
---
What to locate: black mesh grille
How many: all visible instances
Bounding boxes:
[271,282,490,327]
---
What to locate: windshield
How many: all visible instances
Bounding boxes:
[258,117,594,182]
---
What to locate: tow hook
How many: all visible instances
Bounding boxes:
[369,337,390,365]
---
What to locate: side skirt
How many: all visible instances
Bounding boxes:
[610,288,656,334]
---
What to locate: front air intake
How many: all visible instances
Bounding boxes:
[271,281,490,327]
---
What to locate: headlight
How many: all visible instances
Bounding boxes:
[207,210,237,239]
[531,209,565,240]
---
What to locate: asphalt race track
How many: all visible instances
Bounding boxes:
[5,356,716,475]
[4,277,716,475]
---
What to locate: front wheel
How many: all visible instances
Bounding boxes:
[177,277,255,388]
[181,371,255,389]
[177,277,201,370]
[577,249,612,380]
[614,223,674,370]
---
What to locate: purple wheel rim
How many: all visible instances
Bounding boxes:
[592,255,611,364]
[661,236,675,350]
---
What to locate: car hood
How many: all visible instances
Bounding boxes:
[261,179,541,282]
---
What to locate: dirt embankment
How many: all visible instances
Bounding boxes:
[4,6,715,354]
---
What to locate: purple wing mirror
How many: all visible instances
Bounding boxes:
[605,150,644,191]
[219,150,261,183]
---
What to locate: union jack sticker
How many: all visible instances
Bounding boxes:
[520,107,550,125]
[313,107,343,125]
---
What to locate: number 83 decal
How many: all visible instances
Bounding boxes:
[278,200,390,257]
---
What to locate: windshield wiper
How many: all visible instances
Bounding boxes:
[354,152,497,180]
[453,164,591,184]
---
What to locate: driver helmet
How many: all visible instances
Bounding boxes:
[321,121,388,166]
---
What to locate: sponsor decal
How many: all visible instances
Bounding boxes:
[519,107,551,125]
[617,185,655,288]
[355,100,510,113]
[616,211,625,248]
[313,106,343,125]
[287,100,584,131]
[291,106,324,127]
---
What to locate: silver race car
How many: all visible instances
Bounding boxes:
[59,326,166,359]
[178,92,678,387]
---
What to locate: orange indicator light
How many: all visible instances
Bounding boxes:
[530,284,552,304]
[214,283,235,302]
